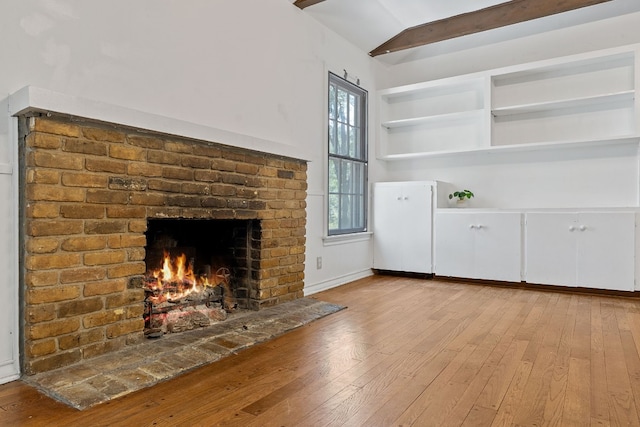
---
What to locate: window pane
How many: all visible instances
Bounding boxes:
[338,123,348,156]
[328,194,339,230]
[340,160,352,194]
[355,195,364,227]
[328,120,336,154]
[328,158,339,193]
[353,162,364,193]
[337,89,347,123]
[340,194,352,229]
[349,94,356,126]
[349,127,356,158]
[329,84,336,120]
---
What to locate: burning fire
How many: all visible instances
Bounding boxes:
[145,251,224,304]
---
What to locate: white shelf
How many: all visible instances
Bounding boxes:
[381,109,483,129]
[491,51,635,86]
[379,76,484,100]
[491,90,635,117]
[378,135,640,161]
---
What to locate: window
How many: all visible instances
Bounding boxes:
[328,72,368,236]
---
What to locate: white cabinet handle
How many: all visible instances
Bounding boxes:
[476,224,483,229]
[469,224,476,229]
[569,226,575,232]
[579,225,586,231]
[404,197,409,200]
[397,197,402,200]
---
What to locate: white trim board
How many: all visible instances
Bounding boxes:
[8,86,312,162]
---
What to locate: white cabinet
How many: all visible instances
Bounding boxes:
[525,212,636,291]
[373,181,433,274]
[435,211,522,282]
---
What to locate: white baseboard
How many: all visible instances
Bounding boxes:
[0,372,20,385]
[304,269,373,296]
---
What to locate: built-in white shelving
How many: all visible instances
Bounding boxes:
[377,44,640,161]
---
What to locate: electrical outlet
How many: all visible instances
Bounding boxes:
[316,256,322,269]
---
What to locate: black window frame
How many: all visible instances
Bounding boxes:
[327,72,368,236]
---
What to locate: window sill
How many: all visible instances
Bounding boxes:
[322,232,372,246]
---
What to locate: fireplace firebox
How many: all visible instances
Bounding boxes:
[143,219,254,335]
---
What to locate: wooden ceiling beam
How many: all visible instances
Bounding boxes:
[294,0,325,9]
[369,0,612,57]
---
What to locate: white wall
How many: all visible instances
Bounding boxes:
[374,12,640,209]
[0,0,381,381]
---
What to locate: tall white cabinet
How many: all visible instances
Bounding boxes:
[373,181,433,274]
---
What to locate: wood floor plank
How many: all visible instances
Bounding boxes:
[461,404,497,426]
[359,348,462,426]
[590,298,611,424]
[475,339,529,411]
[490,360,534,427]
[601,301,640,426]
[2,276,640,426]
[389,344,477,424]
[561,356,591,426]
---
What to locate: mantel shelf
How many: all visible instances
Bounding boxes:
[381,109,483,129]
[491,90,635,117]
[379,135,640,161]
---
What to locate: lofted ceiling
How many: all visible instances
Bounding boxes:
[292,0,640,65]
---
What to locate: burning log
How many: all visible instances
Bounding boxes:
[143,251,237,336]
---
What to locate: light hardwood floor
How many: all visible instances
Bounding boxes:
[2,275,640,426]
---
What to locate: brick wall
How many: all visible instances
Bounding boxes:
[19,115,307,374]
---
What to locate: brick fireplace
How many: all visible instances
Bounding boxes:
[18,115,307,375]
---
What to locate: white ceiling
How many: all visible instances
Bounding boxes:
[293,0,640,65]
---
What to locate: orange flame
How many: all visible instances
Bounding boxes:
[146,251,201,303]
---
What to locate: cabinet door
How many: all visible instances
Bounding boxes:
[577,213,635,291]
[475,213,522,282]
[435,212,475,278]
[400,182,432,273]
[372,183,403,271]
[525,213,577,286]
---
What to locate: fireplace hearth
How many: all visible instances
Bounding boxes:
[18,114,307,375]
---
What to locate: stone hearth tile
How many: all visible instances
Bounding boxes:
[139,359,183,379]
[238,329,272,343]
[87,349,146,373]
[143,337,187,353]
[114,367,158,389]
[194,340,233,356]
[28,364,101,389]
[172,346,216,366]
[212,332,257,351]
[52,382,109,410]
[157,352,199,373]
[86,374,129,398]
[22,299,345,410]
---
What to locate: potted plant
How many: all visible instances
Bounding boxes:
[448,189,474,207]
